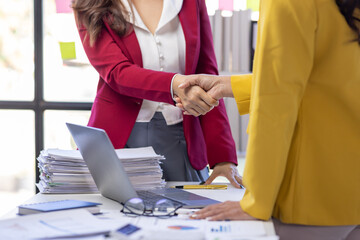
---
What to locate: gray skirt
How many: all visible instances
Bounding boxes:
[125,112,209,182]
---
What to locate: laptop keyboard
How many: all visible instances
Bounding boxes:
[136,190,183,208]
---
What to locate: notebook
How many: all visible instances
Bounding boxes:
[66,123,221,208]
[18,199,101,215]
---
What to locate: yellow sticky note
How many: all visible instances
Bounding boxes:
[59,42,76,60]
[247,0,260,11]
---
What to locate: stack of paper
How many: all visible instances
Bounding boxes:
[36,147,166,194]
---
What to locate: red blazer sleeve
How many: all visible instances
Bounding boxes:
[196,0,238,168]
[77,24,175,104]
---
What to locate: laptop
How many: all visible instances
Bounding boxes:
[66,123,221,209]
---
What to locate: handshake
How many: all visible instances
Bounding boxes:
[172,74,233,116]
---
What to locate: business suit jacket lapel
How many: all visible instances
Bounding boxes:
[105,0,199,74]
[179,0,200,75]
[103,21,143,68]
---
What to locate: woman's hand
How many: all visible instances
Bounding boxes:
[191,201,257,221]
[178,74,233,100]
[174,74,232,115]
[205,162,244,189]
[172,74,218,116]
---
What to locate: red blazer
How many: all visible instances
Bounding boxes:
[78,0,237,170]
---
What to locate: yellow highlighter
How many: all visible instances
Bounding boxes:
[171,184,227,190]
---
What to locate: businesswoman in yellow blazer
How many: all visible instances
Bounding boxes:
[174,0,360,239]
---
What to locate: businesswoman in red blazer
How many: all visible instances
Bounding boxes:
[72,0,242,187]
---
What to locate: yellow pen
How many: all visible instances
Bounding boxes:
[171,184,227,190]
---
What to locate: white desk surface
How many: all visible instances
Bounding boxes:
[1,182,275,236]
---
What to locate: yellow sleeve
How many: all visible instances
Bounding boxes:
[231,74,252,115]
[240,0,317,220]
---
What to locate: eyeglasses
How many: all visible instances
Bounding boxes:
[121,198,182,218]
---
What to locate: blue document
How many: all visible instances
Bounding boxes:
[18,199,101,215]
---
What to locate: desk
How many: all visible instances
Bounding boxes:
[1,182,276,237]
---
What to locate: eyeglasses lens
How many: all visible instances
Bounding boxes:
[153,199,175,216]
[124,197,145,215]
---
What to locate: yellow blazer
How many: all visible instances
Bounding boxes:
[232,0,360,225]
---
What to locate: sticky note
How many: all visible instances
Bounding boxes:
[219,0,233,11]
[55,0,73,13]
[247,0,260,11]
[59,42,76,60]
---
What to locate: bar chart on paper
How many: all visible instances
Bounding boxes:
[210,224,232,233]
[206,221,268,238]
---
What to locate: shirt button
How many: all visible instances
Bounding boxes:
[155,36,160,43]
[159,53,164,59]
[160,67,164,71]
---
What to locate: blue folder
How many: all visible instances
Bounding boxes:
[18,199,101,215]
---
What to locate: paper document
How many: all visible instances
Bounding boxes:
[0,209,116,240]
[205,221,270,240]
[137,219,270,240]
[94,211,274,240]
[45,147,161,161]
[46,235,105,240]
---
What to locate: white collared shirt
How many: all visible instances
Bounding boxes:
[127,0,185,125]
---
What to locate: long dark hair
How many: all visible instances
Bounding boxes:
[72,0,132,46]
[336,0,360,43]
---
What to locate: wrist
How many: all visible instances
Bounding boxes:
[219,76,233,98]
[172,74,184,96]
